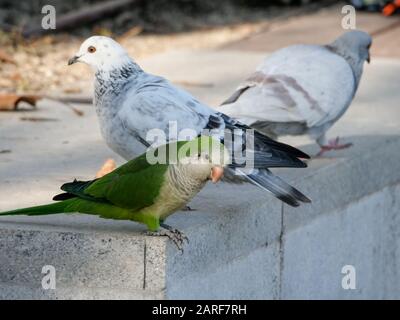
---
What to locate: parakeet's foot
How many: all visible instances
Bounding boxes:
[316,137,353,157]
[95,159,117,178]
[146,224,189,251]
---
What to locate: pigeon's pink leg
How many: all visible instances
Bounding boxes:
[316,137,353,157]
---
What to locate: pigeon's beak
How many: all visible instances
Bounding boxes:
[68,55,79,66]
[210,166,224,183]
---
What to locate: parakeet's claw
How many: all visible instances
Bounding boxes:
[161,223,189,244]
[172,228,189,244]
[146,224,189,251]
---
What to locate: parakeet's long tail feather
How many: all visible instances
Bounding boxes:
[0,198,77,216]
[0,198,136,223]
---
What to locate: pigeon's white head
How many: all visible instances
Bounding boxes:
[68,36,132,72]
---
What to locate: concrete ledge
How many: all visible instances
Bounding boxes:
[0,135,399,299]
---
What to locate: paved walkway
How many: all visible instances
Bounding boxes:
[222,4,400,59]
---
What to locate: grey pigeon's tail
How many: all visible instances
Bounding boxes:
[236,168,311,207]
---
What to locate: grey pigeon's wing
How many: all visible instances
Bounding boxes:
[219,45,356,130]
[118,77,213,147]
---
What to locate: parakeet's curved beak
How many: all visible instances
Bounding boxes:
[68,55,79,65]
[210,166,224,183]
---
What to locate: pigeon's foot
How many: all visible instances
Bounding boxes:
[146,224,189,251]
[95,159,117,178]
[316,137,353,157]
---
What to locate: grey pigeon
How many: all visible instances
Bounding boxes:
[219,30,372,156]
[68,36,311,207]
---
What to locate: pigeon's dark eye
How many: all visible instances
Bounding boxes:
[88,46,96,53]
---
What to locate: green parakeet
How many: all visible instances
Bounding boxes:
[0,136,229,249]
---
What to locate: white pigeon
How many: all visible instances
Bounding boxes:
[219,30,372,156]
[68,36,311,207]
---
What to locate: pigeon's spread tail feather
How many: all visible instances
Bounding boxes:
[242,169,311,207]
[0,199,77,216]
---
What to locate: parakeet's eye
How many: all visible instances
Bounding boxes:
[88,46,96,53]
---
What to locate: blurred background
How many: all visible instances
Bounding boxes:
[0,0,399,209]
[0,0,398,94]
[0,0,339,94]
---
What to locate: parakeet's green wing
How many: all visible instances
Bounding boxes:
[61,153,169,211]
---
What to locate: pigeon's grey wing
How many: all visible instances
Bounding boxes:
[219,45,356,130]
[118,79,212,147]
[219,73,305,125]
[221,83,255,106]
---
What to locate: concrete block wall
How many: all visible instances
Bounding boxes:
[0,135,399,299]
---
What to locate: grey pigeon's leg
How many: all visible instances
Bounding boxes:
[146,224,189,251]
[316,136,353,157]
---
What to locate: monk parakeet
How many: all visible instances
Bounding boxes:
[0,137,228,250]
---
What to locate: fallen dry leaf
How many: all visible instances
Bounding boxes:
[0,93,41,111]
[0,49,16,64]
[63,87,82,94]
[9,72,22,82]
[95,159,117,178]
